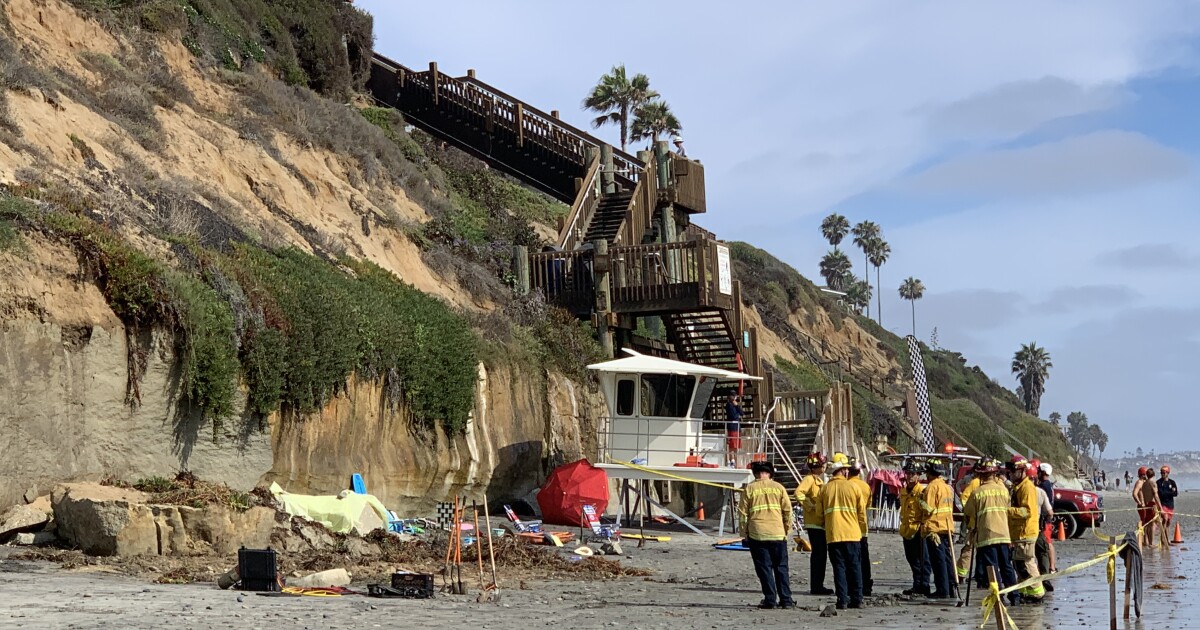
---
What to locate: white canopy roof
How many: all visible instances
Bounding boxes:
[587,349,761,381]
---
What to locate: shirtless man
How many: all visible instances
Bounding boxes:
[1133,466,1163,544]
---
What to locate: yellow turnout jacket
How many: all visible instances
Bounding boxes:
[899,482,926,539]
[964,478,1011,547]
[1008,476,1039,542]
[818,476,866,544]
[794,473,825,530]
[920,477,954,536]
[739,478,793,541]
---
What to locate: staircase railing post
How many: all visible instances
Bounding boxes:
[600,144,615,194]
[516,103,525,147]
[511,245,529,296]
[429,62,439,105]
[593,239,614,358]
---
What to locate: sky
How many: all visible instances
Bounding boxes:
[359,1,1200,455]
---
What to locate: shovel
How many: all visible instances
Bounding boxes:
[453,496,467,595]
[480,494,501,603]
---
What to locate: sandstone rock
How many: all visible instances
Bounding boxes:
[23,487,38,504]
[0,504,51,541]
[289,568,351,588]
[11,531,56,545]
[53,483,276,556]
[819,605,838,617]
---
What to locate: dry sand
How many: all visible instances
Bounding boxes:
[0,492,1194,629]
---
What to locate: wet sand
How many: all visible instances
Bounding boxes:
[0,492,1193,629]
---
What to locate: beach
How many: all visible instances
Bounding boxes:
[0,491,1193,629]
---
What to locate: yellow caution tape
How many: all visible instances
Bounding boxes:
[610,460,747,492]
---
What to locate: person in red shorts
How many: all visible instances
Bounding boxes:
[1133,466,1162,541]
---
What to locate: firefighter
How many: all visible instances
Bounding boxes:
[794,452,833,595]
[963,457,1020,605]
[920,458,956,599]
[1006,455,1046,602]
[739,460,795,609]
[817,458,865,609]
[899,461,931,596]
[956,464,982,583]
[847,457,873,596]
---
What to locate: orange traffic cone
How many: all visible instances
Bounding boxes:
[1171,522,1183,544]
[697,502,706,522]
[1056,520,1066,541]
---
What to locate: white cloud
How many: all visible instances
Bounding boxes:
[899,131,1191,198]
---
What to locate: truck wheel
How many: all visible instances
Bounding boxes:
[1070,518,1087,539]
[1055,513,1079,540]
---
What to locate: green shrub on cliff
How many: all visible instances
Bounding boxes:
[1,190,480,435]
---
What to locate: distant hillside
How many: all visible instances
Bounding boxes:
[729,242,1077,471]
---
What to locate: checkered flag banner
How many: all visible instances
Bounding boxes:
[906,335,936,452]
[436,502,455,530]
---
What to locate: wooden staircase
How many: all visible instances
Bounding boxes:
[663,309,759,422]
[770,421,822,488]
[584,192,634,245]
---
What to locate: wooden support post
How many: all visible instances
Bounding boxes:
[654,140,671,191]
[511,245,529,296]
[467,68,476,78]
[551,110,560,119]
[696,237,709,304]
[1110,561,1118,630]
[429,62,439,105]
[516,103,525,147]
[1123,554,1132,620]
[987,567,1005,630]
[594,239,613,358]
[600,144,615,194]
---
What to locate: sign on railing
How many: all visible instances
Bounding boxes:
[716,244,732,295]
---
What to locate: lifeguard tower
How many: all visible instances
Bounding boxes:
[588,350,772,535]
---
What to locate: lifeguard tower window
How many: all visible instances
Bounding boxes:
[616,379,636,416]
[690,377,717,419]
[640,374,696,418]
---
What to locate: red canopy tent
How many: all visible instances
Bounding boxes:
[536,459,609,527]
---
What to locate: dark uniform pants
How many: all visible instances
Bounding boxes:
[747,539,792,605]
[860,536,873,595]
[903,535,930,592]
[807,528,829,592]
[828,541,863,606]
[974,543,1018,591]
[925,533,954,598]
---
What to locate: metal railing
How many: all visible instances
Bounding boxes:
[597,416,776,470]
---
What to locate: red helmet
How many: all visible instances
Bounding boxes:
[806,452,827,469]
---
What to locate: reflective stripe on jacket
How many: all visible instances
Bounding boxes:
[849,476,871,536]
[899,482,926,539]
[920,477,954,536]
[818,477,865,544]
[794,474,825,530]
[739,479,793,541]
[964,479,1011,547]
[1008,477,1039,541]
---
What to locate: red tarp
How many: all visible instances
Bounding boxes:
[536,459,610,527]
[869,469,905,492]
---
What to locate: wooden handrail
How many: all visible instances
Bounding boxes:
[372,54,646,182]
[557,153,602,250]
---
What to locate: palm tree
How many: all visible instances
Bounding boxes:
[819,250,852,291]
[867,237,891,325]
[820,213,850,253]
[1066,411,1089,458]
[1048,411,1062,426]
[851,221,881,295]
[898,277,925,337]
[1095,427,1109,468]
[582,65,658,151]
[1011,342,1053,417]
[845,278,872,314]
[629,100,681,146]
